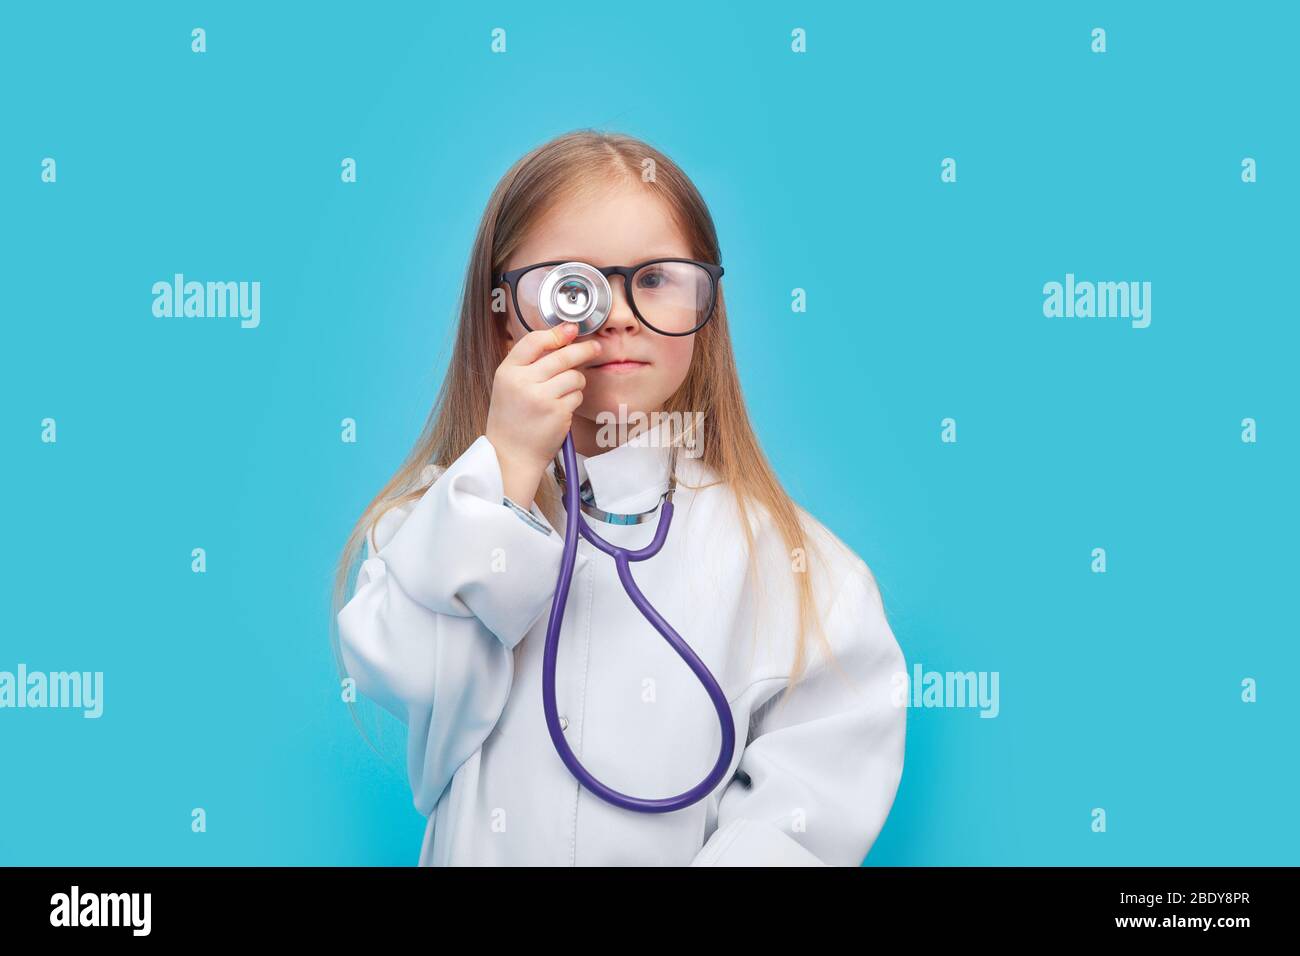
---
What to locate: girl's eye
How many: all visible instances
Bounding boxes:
[637,269,669,291]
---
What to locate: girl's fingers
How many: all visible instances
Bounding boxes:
[506,324,579,367]
[532,337,602,381]
[542,368,586,399]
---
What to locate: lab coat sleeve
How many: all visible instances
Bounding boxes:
[337,434,586,814]
[690,565,907,867]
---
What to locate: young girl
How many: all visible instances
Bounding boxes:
[331,130,906,866]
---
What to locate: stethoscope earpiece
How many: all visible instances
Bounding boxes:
[537,261,613,336]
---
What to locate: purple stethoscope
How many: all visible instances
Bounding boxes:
[534,262,737,813]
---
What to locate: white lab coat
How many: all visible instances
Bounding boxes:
[337,427,907,866]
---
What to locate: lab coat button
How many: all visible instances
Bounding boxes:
[559,716,569,731]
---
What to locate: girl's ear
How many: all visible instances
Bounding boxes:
[492,309,517,362]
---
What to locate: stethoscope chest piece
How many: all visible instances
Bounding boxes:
[537,261,612,336]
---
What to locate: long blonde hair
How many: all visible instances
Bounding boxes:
[331,129,865,756]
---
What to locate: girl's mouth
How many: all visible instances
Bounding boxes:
[591,360,649,373]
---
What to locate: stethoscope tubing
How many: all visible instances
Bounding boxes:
[541,430,738,813]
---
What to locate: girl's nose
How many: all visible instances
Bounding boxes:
[600,274,639,333]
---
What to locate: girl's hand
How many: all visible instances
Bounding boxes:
[485,324,602,508]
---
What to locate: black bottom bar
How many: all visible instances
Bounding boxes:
[0,866,1290,940]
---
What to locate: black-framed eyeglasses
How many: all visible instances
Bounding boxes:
[494,258,724,337]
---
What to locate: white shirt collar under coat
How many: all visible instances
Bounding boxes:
[548,418,679,514]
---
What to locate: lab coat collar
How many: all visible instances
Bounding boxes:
[555,417,679,514]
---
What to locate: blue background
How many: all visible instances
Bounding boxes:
[2,0,1296,865]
